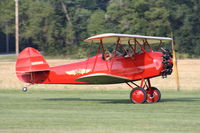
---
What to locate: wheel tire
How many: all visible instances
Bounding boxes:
[22,87,28,92]
[146,87,161,103]
[130,87,147,104]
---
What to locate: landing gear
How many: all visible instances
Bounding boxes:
[146,87,161,103]
[127,78,161,104]
[130,87,147,104]
[22,87,28,92]
[21,84,32,92]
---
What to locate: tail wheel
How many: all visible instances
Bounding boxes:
[146,87,161,103]
[22,87,28,92]
[130,87,147,104]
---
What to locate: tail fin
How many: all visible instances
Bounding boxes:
[16,47,49,72]
[16,47,50,84]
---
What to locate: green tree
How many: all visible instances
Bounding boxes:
[0,0,199,57]
[106,0,171,36]
[87,10,107,36]
[0,0,15,34]
[167,0,200,57]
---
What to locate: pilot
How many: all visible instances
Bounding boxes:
[123,50,132,57]
[103,51,112,60]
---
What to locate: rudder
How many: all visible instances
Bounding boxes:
[16,47,49,72]
[16,47,50,83]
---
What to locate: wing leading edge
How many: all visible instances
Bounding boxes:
[84,33,172,44]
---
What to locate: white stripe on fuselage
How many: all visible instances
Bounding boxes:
[31,61,44,65]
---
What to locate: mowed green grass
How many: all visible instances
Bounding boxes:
[0,89,200,133]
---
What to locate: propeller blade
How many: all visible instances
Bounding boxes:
[171,38,180,91]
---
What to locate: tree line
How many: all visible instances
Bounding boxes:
[0,0,199,58]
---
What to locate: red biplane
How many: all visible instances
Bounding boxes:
[16,33,174,104]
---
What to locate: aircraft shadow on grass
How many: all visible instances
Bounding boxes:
[42,97,200,104]
[43,98,130,104]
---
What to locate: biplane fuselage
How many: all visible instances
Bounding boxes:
[17,51,165,84]
[16,33,174,104]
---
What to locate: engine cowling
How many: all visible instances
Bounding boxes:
[161,48,173,78]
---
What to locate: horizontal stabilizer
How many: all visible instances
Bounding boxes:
[17,69,50,73]
[76,73,131,84]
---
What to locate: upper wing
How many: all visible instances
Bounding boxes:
[84,33,172,44]
[76,73,131,84]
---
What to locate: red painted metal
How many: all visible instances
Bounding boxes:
[16,47,49,72]
[130,88,146,103]
[16,47,168,85]
[146,87,161,103]
[140,78,145,88]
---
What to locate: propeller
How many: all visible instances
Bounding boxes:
[171,35,180,91]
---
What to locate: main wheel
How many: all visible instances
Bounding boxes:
[130,87,147,104]
[146,87,161,103]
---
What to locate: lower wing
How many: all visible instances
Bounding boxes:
[76,73,131,84]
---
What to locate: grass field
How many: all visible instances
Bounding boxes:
[0,89,200,133]
[0,56,200,132]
